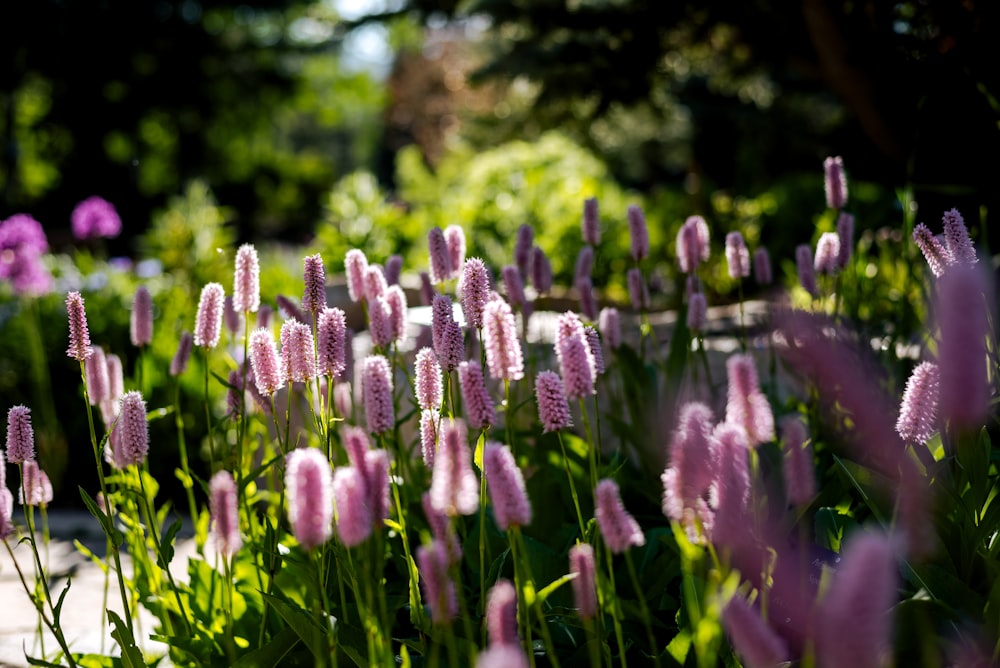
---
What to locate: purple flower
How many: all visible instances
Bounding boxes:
[432,295,464,371]
[595,478,645,553]
[514,224,534,279]
[486,579,519,647]
[667,402,717,506]
[280,320,317,383]
[249,328,284,395]
[577,276,598,322]
[171,332,194,377]
[627,204,649,261]
[711,423,751,550]
[422,491,461,564]
[113,391,149,469]
[65,291,93,361]
[836,212,854,270]
[0,214,48,256]
[484,442,532,531]
[556,313,595,400]
[384,254,403,286]
[342,424,371,473]
[285,448,334,550]
[362,355,394,435]
[419,271,435,306]
[209,471,242,556]
[461,258,491,329]
[233,243,261,314]
[85,346,110,407]
[415,347,444,410]
[913,224,950,278]
[418,540,458,624]
[753,247,772,286]
[194,283,225,348]
[71,196,121,240]
[569,543,597,620]
[796,244,819,298]
[302,254,327,314]
[4,252,53,296]
[936,265,991,429]
[584,326,604,376]
[223,297,242,335]
[721,595,789,668]
[445,225,466,276]
[130,286,153,347]
[19,460,53,507]
[582,197,601,246]
[942,208,977,266]
[429,418,479,516]
[677,216,710,274]
[365,449,391,528]
[627,267,648,311]
[420,408,441,468]
[781,416,815,507]
[530,246,553,295]
[364,265,387,302]
[501,265,526,309]
[574,246,594,285]
[477,645,529,668]
[725,232,750,279]
[598,307,621,350]
[895,361,940,445]
[687,291,707,333]
[368,297,394,348]
[226,369,245,419]
[428,227,453,284]
[725,354,775,447]
[318,307,347,378]
[823,156,847,210]
[333,465,373,547]
[814,232,841,275]
[458,361,496,430]
[385,285,408,343]
[256,305,273,330]
[483,298,524,381]
[345,249,369,303]
[0,487,14,540]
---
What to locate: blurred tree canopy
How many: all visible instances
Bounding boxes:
[1,0,385,246]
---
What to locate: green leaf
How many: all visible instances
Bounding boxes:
[79,486,124,547]
[534,572,576,606]
[261,592,328,660]
[25,655,65,667]
[53,577,71,621]
[156,517,183,569]
[474,430,486,472]
[107,610,148,668]
[230,626,300,668]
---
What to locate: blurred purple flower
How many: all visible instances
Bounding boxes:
[595,478,645,553]
[823,156,847,210]
[484,442,532,531]
[582,197,601,246]
[459,361,496,430]
[234,244,261,314]
[302,253,327,314]
[209,470,242,556]
[285,448,334,550]
[71,196,121,240]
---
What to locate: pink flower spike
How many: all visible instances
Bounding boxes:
[486,579,519,647]
[484,442,532,531]
[345,249,369,303]
[836,213,854,270]
[209,470,242,556]
[415,347,444,410]
[364,265,387,302]
[722,595,789,668]
[912,223,950,278]
[477,645,529,668]
[19,460,53,507]
[595,478,645,553]
[584,326,604,375]
[668,401,717,505]
[368,296,394,348]
[106,354,123,406]
[257,305,273,330]
[419,271,435,305]
[445,225,466,277]
[428,227,453,284]
[302,253,327,314]
[130,286,153,347]
[66,292,93,361]
[362,355,394,435]
[234,243,261,314]
[171,332,194,377]
[781,416,815,507]
[341,424,371,473]
[725,232,750,279]
[0,488,14,540]
[796,244,819,297]
[286,448,334,550]
[578,276,598,322]
[896,361,940,445]
[318,307,347,378]
[530,246,553,295]
[823,156,847,210]
[569,543,597,620]
[711,423,751,549]
[223,296,241,335]
[574,246,594,285]
[249,327,284,395]
[7,405,37,464]
[333,465,373,547]
[85,346,109,407]
[627,204,649,261]
[458,361,496,430]
[687,291,707,333]
[483,298,524,381]
[753,247,772,286]
[461,258,491,329]
[194,283,225,348]
[936,265,992,429]
[725,353,775,447]
[556,319,595,400]
[514,224,534,279]
[432,295,464,371]
[114,391,149,468]
[385,285,408,343]
[430,418,479,516]
[627,267,648,311]
[942,208,977,266]
[384,254,403,286]
[418,540,458,624]
[501,265,526,309]
[677,219,701,274]
[598,307,621,350]
[535,370,572,432]
[420,408,441,468]
[582,197,601,246]
[281,320,317,383]
[814,232,841,275]
[422,491,461,564]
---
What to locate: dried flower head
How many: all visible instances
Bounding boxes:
[285,448,334,550]
[194,283,225,348]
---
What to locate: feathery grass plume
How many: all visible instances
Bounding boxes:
[302,253,327,314]
[419,271,435,305]
[530,245,553,295]
[458,361,496,430]
[364,449,391,526]
[226,369,244,419]
[836,212,854,269]
[332,466,372,547]
[364,264,387,302]
[223,296,241,335]
[486,579,519,647]
[942,208,977,265]
[725,231,751,279]
[535,370,572,432]
[725,353,775,447]
[65,291,93,361]
[687,291,707,333]
[823,156,847,210]
[936,264,992,429]
[584,326,604,376]
[286,448,334,550]
[249,327,284,395]
[170,332,194,377]
[912,223,950,278]
[19,460,53,507]
[257,304,273,330]
[368,296,394,348]
[721,595,789,668]
[384,254,403,286]
[345,248,369,302]
[582,196,601,246]
[556,312,596,399]
[130,285,153,347]
[569,543,597,620]
[574,245,594,284]
[445,224,466,277]
[598,307,621,350]
[114,391,149,468]
[233,243,261,314]
[5,405,35,464]
[418,540,458,624]
[428,226,453,284]
[0,487,14,539]
[595,478,645,553]
[627,204,650,261]
[415,347,444,410]
[281,320,317,383]
[430,418,479,516]
[421,491,461,564]
[209,470,242,556]
[753,247,772,286]
[483,297,524,381]
[385,284,408,343]
[781,415,815,506]
[484,442,532,530]
[362,354,394,435]
[514,224,534,279]
[814,232,841,275]
[895,361,940,445]
[710,423,751,549]
[85,346,110,407]
[501,264,526,309]
[627,267,648,311]
[318,307,347,378]
[477,645,529,668]
[816,531,897,668]
[461,258,491,329]
[432,294,464,371]
[795,244,819,298]
[194,282,225,348]
[420,408,441,468]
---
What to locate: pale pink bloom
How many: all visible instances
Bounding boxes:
[345,249,369,302]
[105,354,123,407]
[514,224,534,280]
[19,460,53,507]
[428,227,453,284]
[444,225,466,276]
[483,298,524,381]
[627,204,649,261]
[384,254,403,286]
[725,354,775,447]
[285,448,334,550]
[194,283,225,348]
[170,332,194,376]
[415,347,443,410]
[458,361,496,430]
[823,156,847,210]
[0,487,14,539]
[598,307,621,350]
[722,595,789,668]
[569,543,597,619]
[85,346,109,407]
[936,265,992,429]
[302,253,327,314]
[281,320,317,383]
[895,361,940,445]
[365,449,391,527]
[913,223,950,278]
[574,246,594,284]
[233,243,261,313]
[8,406,39,468]
[725,232,750,279]
[333,466,373,547]
[484,443,531,530]
[627,267,648,311]
[796,244,819,297]
[342,424,371,474]
[418,540,458,624]
[814,232,841,275]
[535,370,572,432]
[432,295,464,371]
[385,285,408,343]
[249,328,284,395]
[420,408,440,468]
[461,258,491,329]
[209,471,241,556]
[710,423,751,550]
[430,418,479,516]
[334,380,352,417]
[477,645,529,668]
[364,265,387,302]
[687,291,707,333]
[130,285,153,347]
[421,491,461,564]
[556,313,595,400]
[582,197,601,246]
[942,208,977,265]
[65,291,93,361]
[836,212,854,269]
[530,246,553,295]
[501,264,526,309]
[486,579,519,647]
[595,478,645,553]
[317,307,347,378]
[678,215,710,274]
[113,391,149,468]
[362,355,394,435]
[781,416,815,507]
[753,247,772,286]
[667,402,717,506]
[368,296,394,348]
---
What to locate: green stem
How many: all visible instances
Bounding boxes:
[602,544,628,668]
[579,398,599,493]
[174,381,201,549]
[557,430,586,537]
[625,550,659,667]
[203,348,217,474]
[513,526,562,668]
